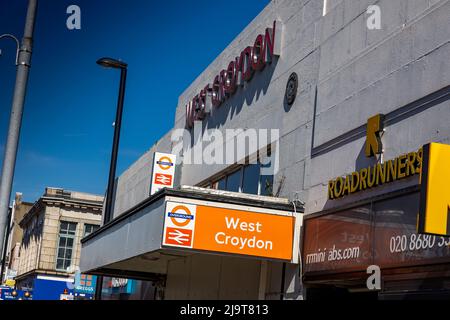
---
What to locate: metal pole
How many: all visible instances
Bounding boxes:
[104,67,127,225]
[95,66,127,300]
[0,0,37,271]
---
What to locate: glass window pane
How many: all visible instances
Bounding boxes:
[242,165,260,195]
[84,225,91,237]
[217,178,226,191]
[260,175,274,196]
[65,249,72,260]
[59,237,66,247]
[68,223,77,235]
[58,248,65,258]
[56,259,64,270]
[66,238,74,248]
[84,224,99,237]
[60,222,68,232]
[226,169,241,192]
[373,192,429,268]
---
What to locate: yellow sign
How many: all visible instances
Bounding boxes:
[5,279,15,287]
[365,114,384,157]
[418,143,450,236]
[328,148,422,200]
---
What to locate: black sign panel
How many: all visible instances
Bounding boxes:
[303,192,450,276]
[303,206,372,274]
[373,192,450,268]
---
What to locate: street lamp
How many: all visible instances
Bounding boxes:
[96,57,128,225]
[0,34,20,65]
[97,58,127,70]
[0,34,20,287]
[0,0,38,290]
[94,57,128,301]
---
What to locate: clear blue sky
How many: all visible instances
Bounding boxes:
[0,0,270,202]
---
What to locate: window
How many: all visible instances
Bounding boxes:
[242,164,260,195]
[56,221,77,271]
[84,224,99,237]
[226,169,242,192]
[260,174,274,196]
[212,162,274,196]
[217,177,226,191]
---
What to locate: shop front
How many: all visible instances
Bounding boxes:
[302,143,450,300]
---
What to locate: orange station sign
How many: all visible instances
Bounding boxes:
[162,202,295,261]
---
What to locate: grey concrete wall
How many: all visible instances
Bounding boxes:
[307,0,450,214]
[315,0,450,146]
[176,0,324,198]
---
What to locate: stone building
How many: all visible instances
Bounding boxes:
[15,187,103,300]
[2,193,33,286]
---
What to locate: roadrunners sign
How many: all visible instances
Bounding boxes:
[150,152,176,195]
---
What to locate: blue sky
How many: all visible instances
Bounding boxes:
[0,0,270,202]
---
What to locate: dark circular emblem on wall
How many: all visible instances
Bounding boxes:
[285,72,298,106]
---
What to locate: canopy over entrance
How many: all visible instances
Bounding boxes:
[80,187,303,281]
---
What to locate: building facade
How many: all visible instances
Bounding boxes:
[15,187,103,300]
[2,193,33,287]
[81,0,450,300]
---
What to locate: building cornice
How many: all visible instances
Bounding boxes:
[19,195,103,228]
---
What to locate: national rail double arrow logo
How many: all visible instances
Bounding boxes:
[165,228,192,245]
[154,173,172,186]
[164,204,196,248]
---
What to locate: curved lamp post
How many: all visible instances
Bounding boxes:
[0,0,38,288]
[96,57,128,225]
[0,34,20,65]
[0,34,21,286]
[94,57,128,301]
